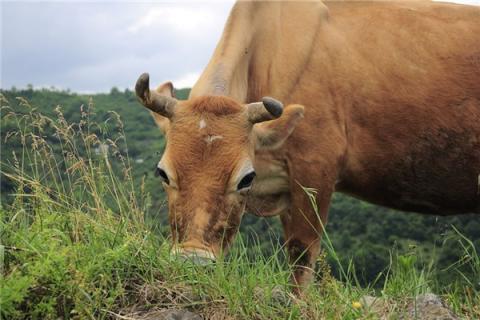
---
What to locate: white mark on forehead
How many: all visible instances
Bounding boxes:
[204,135,223,144]
[199,118,207,130]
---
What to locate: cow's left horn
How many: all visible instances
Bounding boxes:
[246,97,283,123]
[135,72,177,118]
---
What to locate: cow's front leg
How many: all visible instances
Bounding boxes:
[281,177,333,294]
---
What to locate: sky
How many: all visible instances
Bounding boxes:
[1,0,479,93]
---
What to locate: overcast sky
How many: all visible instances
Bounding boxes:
[1,0,479,93]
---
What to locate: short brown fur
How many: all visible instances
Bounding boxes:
[184,96,244,116]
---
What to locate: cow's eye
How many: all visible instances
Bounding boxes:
[155,167,170,185]
[237,171,256,191]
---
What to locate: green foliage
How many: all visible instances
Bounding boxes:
[0,88,167,225]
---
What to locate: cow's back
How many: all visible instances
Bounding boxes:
[287,1,480,215]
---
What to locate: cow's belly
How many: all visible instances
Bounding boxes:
[338,176,480,215]
[338,127,480,215]
[337,167,480,215]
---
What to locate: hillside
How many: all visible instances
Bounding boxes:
[1,89,479,319]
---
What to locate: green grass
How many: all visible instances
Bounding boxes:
[1,94,479,319]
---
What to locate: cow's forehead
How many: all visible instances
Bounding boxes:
[164,113,250,176]
[161,96,252,179]
[169,115,249,157]
[181,95,244,116]
[169,96,248,140]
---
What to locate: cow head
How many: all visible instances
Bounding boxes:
[135,73,304,263]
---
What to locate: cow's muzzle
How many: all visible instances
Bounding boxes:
[172,247,216,266]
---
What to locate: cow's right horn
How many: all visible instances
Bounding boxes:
[135,73,177,118]
[246,97,284,124]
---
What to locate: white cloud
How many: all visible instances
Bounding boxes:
[1,1,234,92]
[173,72,201,89]
[128,7,216,35]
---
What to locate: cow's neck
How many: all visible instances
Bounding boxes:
[189,2,254,102]
[189,1,330,104]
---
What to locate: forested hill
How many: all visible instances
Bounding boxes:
[1,87,479,287]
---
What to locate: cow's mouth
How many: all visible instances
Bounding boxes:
[172,245,216,266]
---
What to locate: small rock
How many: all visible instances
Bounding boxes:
[359,293,458,320]
[415,293,444,307]
[406,293,458,320]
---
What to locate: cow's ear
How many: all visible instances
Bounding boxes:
[253,104,304,150]
[151,81,175,134]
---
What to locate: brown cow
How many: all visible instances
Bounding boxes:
[135,1,480,292]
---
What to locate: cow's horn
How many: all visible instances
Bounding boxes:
[246,97,283,123]
[135,72,177,118]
